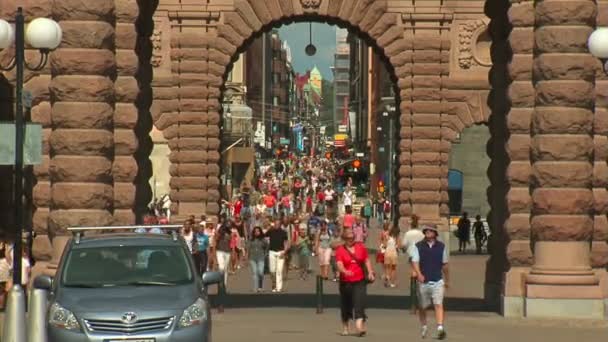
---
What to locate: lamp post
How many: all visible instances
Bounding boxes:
[588,27,608,71]
[0,6,61,287]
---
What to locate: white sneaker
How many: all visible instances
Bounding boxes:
[436,327,446,340]
[421,325,428,339]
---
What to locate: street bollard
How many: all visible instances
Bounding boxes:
[316,275,323,314]
[2,285,27,342]
[217,276,226,314]
[27,287,48,342]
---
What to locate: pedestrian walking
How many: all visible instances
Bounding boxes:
[265,221,289,292]
[401,214,424,314]
[315,221,332,279]
[411,224,449,340]
[194,223,210,274]
[473,215,487,254]
[296,225,311,280]
[335,228,375,336]
[215,225,232,288]
[247,227,267,293]
[456,212,471,253]
[383,224,400,288]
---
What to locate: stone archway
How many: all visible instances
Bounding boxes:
[0,0,606,319]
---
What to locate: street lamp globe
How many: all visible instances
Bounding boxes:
[0,19,14,49]
[588,28,608,59]
[26,17,62,50]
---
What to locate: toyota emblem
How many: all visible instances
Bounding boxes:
[121,312,138,324]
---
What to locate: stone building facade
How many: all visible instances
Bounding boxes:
[0,0,607,318]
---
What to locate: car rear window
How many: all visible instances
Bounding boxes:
[61,245,194,288]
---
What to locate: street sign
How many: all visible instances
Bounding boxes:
[280,138,290,145]
[0,123,43,165]
[338,124,347,133]
[356,152,364,157]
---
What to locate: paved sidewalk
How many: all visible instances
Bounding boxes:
[212,308,608,342]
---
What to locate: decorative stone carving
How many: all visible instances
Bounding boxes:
[151,28,163,68]
[301,0,322,9]
[458,19,491,69]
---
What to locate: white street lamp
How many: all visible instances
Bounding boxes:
[588,27,608,71]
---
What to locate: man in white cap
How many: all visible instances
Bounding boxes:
[410,224,449,340]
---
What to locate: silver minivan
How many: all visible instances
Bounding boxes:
[35,228,221,342]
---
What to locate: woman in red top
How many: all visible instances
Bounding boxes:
[335,228,375,336]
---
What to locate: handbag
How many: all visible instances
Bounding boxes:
[344,245,373,284]
[375,251,385,264]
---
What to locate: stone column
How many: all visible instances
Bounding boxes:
[499,0,536,316]
[49,1,115,233]
[526,0,603,318]
[114,0,142,225]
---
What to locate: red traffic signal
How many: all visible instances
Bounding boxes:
[352,159,362,169]
[325,152,332,159]
[378,180,384,187]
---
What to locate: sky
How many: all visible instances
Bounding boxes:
[278,23,337,81]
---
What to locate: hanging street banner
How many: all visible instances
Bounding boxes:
[0,122,43,165]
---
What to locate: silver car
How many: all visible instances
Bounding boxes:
[35,230,221,342]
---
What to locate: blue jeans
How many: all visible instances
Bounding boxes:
[249,258,265,291]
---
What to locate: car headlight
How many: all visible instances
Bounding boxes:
[178,298,207,328]
[48,302,80,331]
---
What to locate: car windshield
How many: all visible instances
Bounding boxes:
[61,245,194,287]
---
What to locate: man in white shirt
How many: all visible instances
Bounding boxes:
[402,214,425,314]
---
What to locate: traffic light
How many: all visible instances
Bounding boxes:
[378,180,385,193]
[352,159,362,169]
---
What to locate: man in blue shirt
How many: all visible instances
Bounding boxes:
[410,224,449,340]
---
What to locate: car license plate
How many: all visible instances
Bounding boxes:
[107,340,155,342]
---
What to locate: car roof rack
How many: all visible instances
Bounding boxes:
[67,225,183,244]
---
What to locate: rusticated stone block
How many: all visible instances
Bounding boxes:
[507,240,533,266]
[171,189,208,202]
[248,0,272,25]
[49,156,111,183]
[223,12,254,39]
[52,0,113,20]
[48,209,113,236]
[535,1,597,26]
[531,134,593,161]
[207,164,220,177]
[206,202,220,215]
[594,162,608,187]
[590,242,608,268]
[234,0,263,32]
[507,188,531,213]
[50,129,113,156]
[506,134,530,160]
[170,177,207,190]
[32,235,53,261]
[207,138,221,150]
[593,188,608,214]
[115,0,138,21]
[113,183,136,209]
[377,25,404,50]
[398,152,411,165]
[171,32,210,49]
[506,213,531,240]
[114,103,138,129]
[509,27,534,54]
[52,102,113,129]
[533,161,592,187]
[34,156,50,180]
[532,107,593,134]
[535,80,594,108]
[115,23,136,50]
[170,163,208,177]
[49,75,114,102]
[207,190,221,202]
[595,135,608,161]
[52,183,113,210]
[411,152,440,165]
[532,188,594,214]
[0,0,51,18]
[411,166,442,178]
[169,151,208,164]
[207,151,220,163]
[33,181,50,207]
[113,209,135,226]
[594,215,608,241]
[509,1,534,27]
[411,139,440,152]
[534,26,594,53]
[349,0,374,26]
[507,108,533,133]
[398,165,411,178]
[32,102,51,127]
[169,138,208,151]
[412,127,441,140]
[59,22,114,49]
[398,178,411,191]
[33,208,49,235]
[594,107,608,135]
[114,130,138,155]
[115,77,138,103]
[507,162,531,186]
[51,49,115,76]
[398,191,411,202]
[399,204,413,216]
[265,0,282,21]
[359,1,386,33]
[533,53,595,81]
[509,54,533,81]
[531,214,593,241]
[508,81,535,107]
[113,156,138,182]
[369,13,397,41]
[411,179,441,192]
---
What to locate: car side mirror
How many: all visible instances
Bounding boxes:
[33,275,53,290]
[202,271,222,286]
